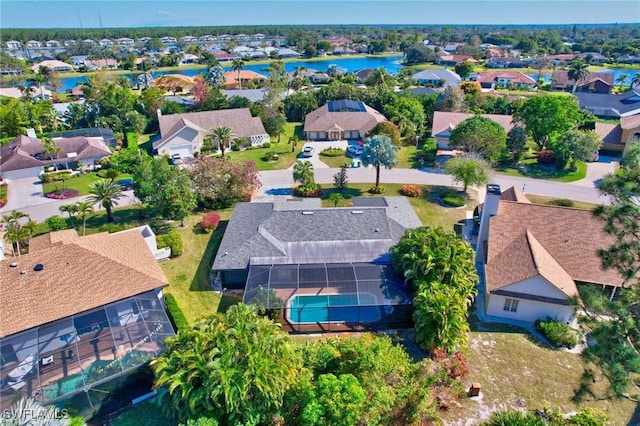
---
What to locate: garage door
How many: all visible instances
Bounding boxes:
[168,145,193,157]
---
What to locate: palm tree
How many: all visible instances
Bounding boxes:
[2,211,30,256]
[41,137,63,162]
[567,60,589,94]
[631,73,640,89]
[88,179,123,223]
[616,73,629,91]
[208,125,234,158]
[288,135,300,153]
[75,200,94,236]
[361,135,398,189]
[292,160,315,186]
[232,58,245,89]
[59,203,78,228]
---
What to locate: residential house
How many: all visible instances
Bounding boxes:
[617,54,640,64]
[179,54,199,65]
[45,40,60,48]
[333,47,357,55]
[70,55,88,66]
[436,54,477,66]
[0,86,52,101]
[180,36,197,43]
[98,39,113,47]
[221,88,268,103]
[287,68,331,84]
[212,50,239,62]
[277,47,301,58]
[84,58,118,70]
[5,41,22,50]
[595,114,640,157]
[153,108,269,158]
[160,36,177,44]
[432,111,515,148]
[486,57,531,69]
[25,40,42,49]
[354,68,375,84]
[443,43,465,53]
[0,229,174,410]
[212,197,420,332]
[138,37,152,45]
[32,60,74,73]
[116,38,135,46]
[472,71,536,90]
[548,54,578,66]
[82,39,96,46]
[480,43,498,49]
[550,71,614,94]
[476,185,625,323]
[580,52,609,64]
[303,99,387,141]
[576,90,640,119]
[64,40,76,47]
[198,35,214,42]
[411,69,461,87]
[0,134,111,180]
[223,70,268,89]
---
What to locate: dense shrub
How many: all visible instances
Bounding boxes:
[368,186,385,194]
[40,170,73,183]
[439,190,465,207]
[535,317,581,348]
[164,293,189,331]
[417,138,438,165]
[45,189,79,199]
[230,143,241,151]
[294,183,323,197]
[548,198,574,207]
[200,212,221,232]
[262,151,279,161]
[401,184,422,197]
[157,230,185,257]
[320,147,346,157]
[45,215,67,231]
[536,149,556,165]
[262,142,271,149]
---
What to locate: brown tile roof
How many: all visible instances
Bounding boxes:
[223,70,268,87]
[476,71,536,85]
[486,201,625,292]
[303,101,387,136]
[0,135,112,173]
[28,229,80,252]
[620,114,640,130]
[0,230,168,338]
[432,112,515,137]
[154,108,268,149]
[594,122,623,145]
[550,71,614,89]
[500,186,531,203]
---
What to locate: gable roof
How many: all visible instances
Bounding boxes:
[594,122,623,145]
[486,200,625,291]
[224,70,268,86]
[475,71,536,85]
[0,135,112,173]
[499,186,531,203]
[212,197,421,271]
[411,68,461,85]
[0,230,168,338]
[551,71,614,88]
[620,114,640,130]
[576,90,640,118]
[432,111,515,137]
[154,108,268,149]
[303,100,387,135]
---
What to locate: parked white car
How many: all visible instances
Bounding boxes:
[302,146,315,157]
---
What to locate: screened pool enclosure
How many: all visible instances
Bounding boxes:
[243,263,412,332]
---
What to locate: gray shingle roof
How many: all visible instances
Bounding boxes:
[576,90,640,118]
[411,68,461,86]
[212,197,421,271]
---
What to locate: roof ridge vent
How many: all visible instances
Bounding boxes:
[10,262,18,268]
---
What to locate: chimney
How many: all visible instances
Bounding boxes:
[475,184,501,263]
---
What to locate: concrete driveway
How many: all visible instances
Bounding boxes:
[571,155,620,188]
[293,141,350,170]
[0,178,48,213]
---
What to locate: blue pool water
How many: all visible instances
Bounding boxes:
[289,294,381,323]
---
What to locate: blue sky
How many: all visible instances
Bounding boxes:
[1,1,639,28]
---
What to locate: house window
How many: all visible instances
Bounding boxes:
[503,298,519,312]
[632,133,640,142]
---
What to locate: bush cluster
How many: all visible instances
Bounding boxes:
[262,151,279,161]
[417,138,438,166]
[294,183,323,197]
[40,170,74,183]
[368,186,385,194]
[548,198,574,207]
[45,215,67,231]
[45,189,79,199]
[320,147,346,157]
[534,317,581,348]
[536,149,556,165]
[200,212,221,232]
[439,191,465,207]
[164,293,189,331]
[157,230,185,257]
[401,184,422,197]
[262,142,271,149]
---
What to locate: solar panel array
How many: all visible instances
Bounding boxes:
[327,99,366,113]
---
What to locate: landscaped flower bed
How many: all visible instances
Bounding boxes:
[45,189,79,199]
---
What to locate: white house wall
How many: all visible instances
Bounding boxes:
[487,293,575,323]
[157,127,200,156]
[499,276,571,300]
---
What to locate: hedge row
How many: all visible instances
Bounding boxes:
[164,293,189,331]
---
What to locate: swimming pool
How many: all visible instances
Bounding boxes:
[288,293,382,324]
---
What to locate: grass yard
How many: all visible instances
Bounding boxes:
[0,183,7,207]
[225,122,304,171]
[42,172,133,197]
[318,145,418,169]
[440,320,636,425]
[497,160,587,182]
[525,194,601,210]
[109,401,175,426]
[320,183,477,230]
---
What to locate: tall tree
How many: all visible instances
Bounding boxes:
[207,125,234,157]
[1,211,30,256]
[506,126,528,163]
[207,64,226,87]
[88,179,123,223]
[75,200,94,236]
[615,73,629,91]
[293,160,315,186]
[59,203,78,228]
[444,155,491,194]
[361,135,398,189]
[567,60,589,94]
[631,73,640,89]
[231,58,245,89]
[552,129,602,169]
[299,373,366,426]
[152,304,301,424]
[448,116,508,164]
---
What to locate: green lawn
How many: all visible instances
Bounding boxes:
[320,183,477,230]
[319,145,418,169]
[225,122,304,171]
[42,171,133,197]
[0,183,7,207]
[525,194,601,210]
[496,160,587,182]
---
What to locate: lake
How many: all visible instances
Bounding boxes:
[56,55,639,92]
[56,55,405,92]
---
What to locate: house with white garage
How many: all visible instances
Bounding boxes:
[476,185,626,324]
[411,68,461,87]
[431,111,515,149]
[0,135,111,181]
[153,108,269,158]
[303,99,387,141]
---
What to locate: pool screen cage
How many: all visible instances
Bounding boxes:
[243,263,413,332]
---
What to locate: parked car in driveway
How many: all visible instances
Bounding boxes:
[347,145,363,156]
[116,178,133,190]
[302,146,315,157]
